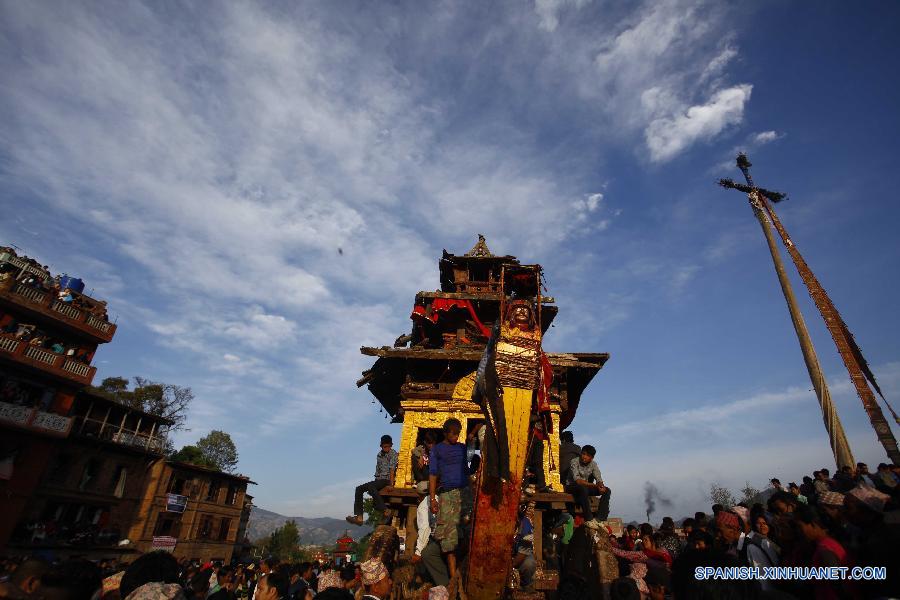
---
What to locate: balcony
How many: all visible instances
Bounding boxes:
[0,400,73,436]
[0,283,116,343]
[0,336,96,386]
[74,416,167,454]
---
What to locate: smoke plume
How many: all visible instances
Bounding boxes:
[644,481,673,522]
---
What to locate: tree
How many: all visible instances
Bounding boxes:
[197,430,239,473]
[132,377,194,433]
[739,481,761,506]
[258,521,307,561]
[91,376,194,433]
[171,445,216,469]
[709,483,736,509]
[99,376,130,396]
[362,498,384,527]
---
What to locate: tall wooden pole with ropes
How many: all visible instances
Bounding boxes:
[720,154,899,465]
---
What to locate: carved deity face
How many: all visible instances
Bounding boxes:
[512,305,531,324]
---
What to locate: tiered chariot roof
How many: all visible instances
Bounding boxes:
[357,236,608,429]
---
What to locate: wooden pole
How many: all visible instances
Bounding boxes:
[749,191,855,468]
[760,197,900,464]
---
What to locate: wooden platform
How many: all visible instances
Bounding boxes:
[379,486,599,513]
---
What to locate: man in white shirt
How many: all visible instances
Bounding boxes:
[412,481,450,586]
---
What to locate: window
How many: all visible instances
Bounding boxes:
[153,512,182,537]
[111,465,127,498]
[46,453,73,485]
[206,479,221,502]
[78,458,102,491]
[218,518,231,541]
[197,515,214,540]
[225,484,238,505]
[167,473,186,495]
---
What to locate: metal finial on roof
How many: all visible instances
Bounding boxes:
[465,234,494,257]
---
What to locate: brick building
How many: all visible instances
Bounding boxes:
[4,388,172,559]
[0,248,256,562]
[0,248,118,550]
[128,460,255,563]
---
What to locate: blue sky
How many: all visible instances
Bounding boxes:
[2,1,899,525]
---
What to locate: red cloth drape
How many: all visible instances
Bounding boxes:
[410,298,491,338]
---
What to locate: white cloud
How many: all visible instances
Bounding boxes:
[700,45,738,84]
[752,130,783,145]
[712,129,786,173]
[534,0,593,32]
[645,84,753,162]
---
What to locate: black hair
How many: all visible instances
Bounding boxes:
[711,504,723,515]
[422,431,436,444]
[340,564,356,582]
[443,418,462,434]
[694,511,707,521]
[639,523,653,536]
[120,551,181,598]
[299,562,312,575]
[767,491,797,513]
[40,559,102,600]
[645,565,670,589]
[560,431,574,443]
[263,571,290,599]
[380,434,392,445]
[689,529,714,547]
[793,504,821,526]
[803,475,813,483]
[189,571,211,596]
[681,518,695,528]
[557,575,588,600]
[609,577,641,600]
[581,444,596,457]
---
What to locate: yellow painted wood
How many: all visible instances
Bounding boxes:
[504,386,533,481]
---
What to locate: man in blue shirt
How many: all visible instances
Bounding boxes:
[429,418,468,578]
[347,434,398,526]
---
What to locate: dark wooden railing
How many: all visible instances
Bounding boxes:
[0,282,116,342]
[0,336,96,385]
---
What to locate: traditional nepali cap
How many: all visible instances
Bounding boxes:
[732,506,749,526]
[102,571,124,597]
[715,511,741,530]
[317,570,343,592]
[849,485,890,512]
[360,558,388,586]
[429,586,449,600]
[818,491,845,507]
[124,582,187,600]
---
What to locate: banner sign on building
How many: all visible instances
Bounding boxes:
[166,494,187,513]
[152,536,177,552]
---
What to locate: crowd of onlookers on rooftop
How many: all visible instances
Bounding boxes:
[0,248,110,323]
[0,309,94,366]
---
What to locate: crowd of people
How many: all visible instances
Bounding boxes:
[0,249,110,322]
[1,457,895,599]
[342,421,898,598]
[551,460,899,599]
[0,552,402,600]
[0,309,94,366]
